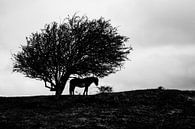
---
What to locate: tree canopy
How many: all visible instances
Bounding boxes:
[13,14,132,97]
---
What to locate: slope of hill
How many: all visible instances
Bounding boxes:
[0,89,194,129]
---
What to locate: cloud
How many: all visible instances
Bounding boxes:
[130,0,195,46]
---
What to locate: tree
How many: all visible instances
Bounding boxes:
[12,14,132,98]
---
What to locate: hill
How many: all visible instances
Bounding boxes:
[0,89,194,129]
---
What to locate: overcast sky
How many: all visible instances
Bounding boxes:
[0,0,195,96]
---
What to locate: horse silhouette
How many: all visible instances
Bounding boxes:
[69,77,99,95]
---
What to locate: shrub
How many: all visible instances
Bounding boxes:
[97,86,113,93]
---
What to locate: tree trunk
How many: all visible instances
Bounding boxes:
[55,86,65,99]
[55,74,70,99]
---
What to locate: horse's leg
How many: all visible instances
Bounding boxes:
[72,86,75,95]
[69,83,75,95]
[86,87,89,95]
[83,86,89,95]
[69,84,72,95]
[83,87,86,95]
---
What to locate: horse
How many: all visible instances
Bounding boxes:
[69,77,99,95]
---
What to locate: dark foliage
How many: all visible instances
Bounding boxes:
[12,14,131,96]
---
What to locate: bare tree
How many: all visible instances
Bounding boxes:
[12,14,132,98]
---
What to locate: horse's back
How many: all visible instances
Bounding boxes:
[70,78,82,85]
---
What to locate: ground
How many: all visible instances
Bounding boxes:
[0,89,194,129]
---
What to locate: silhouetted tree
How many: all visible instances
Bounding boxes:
[12,14,132,98]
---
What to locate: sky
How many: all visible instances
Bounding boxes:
[0,0,195,96]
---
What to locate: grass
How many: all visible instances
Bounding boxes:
[0,89,194,129]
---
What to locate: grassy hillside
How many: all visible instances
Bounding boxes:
[0,89,194,129]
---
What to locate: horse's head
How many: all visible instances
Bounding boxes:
[93,77,99,86]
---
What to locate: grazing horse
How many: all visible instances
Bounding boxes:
[69,77,99,95]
